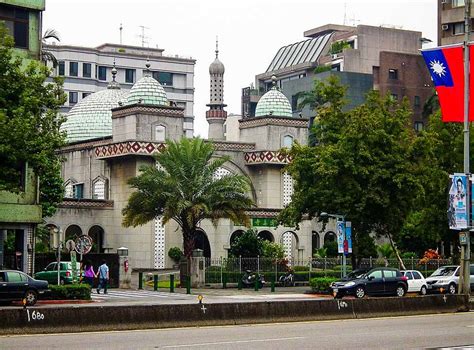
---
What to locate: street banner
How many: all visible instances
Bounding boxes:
[345,221,353,254]
[448,173,468,230]
[336,220,345,254]
[70,251,77,284]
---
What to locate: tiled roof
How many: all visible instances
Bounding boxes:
[61,89,128,143]
[266,33,332,72]
[125,76,168,106]
[255,86,292,117]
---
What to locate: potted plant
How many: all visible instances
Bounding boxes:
[168,247,184,269]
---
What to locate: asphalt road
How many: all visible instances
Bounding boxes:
[1,312,473,350]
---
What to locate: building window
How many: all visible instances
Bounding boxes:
[453,22,465,35]
[452,0,465,7]
[69,62,78,77]
[83,63,91,78]
[283,135,294,148]
[388,69,398,80]
[64,179,75,198]
[58,61,65,76]
[98,66,107,81]
[125,68,135,83]
[414,95,421,107]
[92,177,107,200]
[414,121,424,132]
[69,92,78,105]
[0,5,29,49]
[73,183,84,199]
[158,72,173,86]
[291,95,299,112]
[82,92,91,99]
[154,125,166,142]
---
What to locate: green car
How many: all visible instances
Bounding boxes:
[35,262,81,285]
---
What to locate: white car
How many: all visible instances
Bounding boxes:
[401,270,428,295]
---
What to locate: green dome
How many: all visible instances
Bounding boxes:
[61,89,128,143]
[255,86,292,117]
[125,76,168,106]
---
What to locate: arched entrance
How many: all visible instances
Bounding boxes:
[312,231,320,256]
[281,231,299,263]
[64,225,82,243]
[257,230,274,242]
[324,231,336,244]
[88,225,104,253]
[230,230,245,246]
[194,230,211,258]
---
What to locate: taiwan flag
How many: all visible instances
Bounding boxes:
[421,45,474,122]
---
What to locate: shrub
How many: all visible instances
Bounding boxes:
[401,252,418,259]
[309,277,337,293]
[168,247,184,264]
[49,284,91,300]
[293,265,309,272]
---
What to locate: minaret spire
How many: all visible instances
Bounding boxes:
[206,37,227,140]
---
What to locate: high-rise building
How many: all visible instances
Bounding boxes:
[438,0,470,46]
[44,43,196,137]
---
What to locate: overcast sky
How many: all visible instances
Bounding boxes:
[43,0,437,138]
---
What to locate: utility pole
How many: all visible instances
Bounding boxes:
[460,0,472,296]
[119,23,123,45]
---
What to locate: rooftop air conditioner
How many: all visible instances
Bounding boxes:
[442,24,449,31]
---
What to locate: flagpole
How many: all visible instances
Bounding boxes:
[460,0,471,296]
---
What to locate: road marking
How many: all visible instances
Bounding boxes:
[159,336,305,348]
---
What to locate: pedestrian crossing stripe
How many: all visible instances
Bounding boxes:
[91,290,192,299]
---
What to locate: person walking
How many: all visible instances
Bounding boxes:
[96,260,109,294]
[83,260,96,287]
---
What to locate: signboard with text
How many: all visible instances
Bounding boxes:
[336,220,345,254]
[251,218,277,227]
[448,173,468,230]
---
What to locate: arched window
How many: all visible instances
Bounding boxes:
[213,167,231,180]
[154,125,166,142]
[64,180,74,198]
[283,135,294,148]
[92,176,107,200]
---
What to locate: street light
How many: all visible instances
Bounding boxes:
[320,212,348,277]
[51,227,63,286]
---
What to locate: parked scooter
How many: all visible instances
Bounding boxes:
[242,270,265,288]
[279,270,295,287]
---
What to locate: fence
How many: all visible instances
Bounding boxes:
[203,257,453,285]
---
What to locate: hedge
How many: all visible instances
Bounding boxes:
[49,284,91,300]
[309,277,338,293]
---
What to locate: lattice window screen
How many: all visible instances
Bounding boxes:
[282,231,294,262]
[64,181,73,198]
[93,180,105,199]
[213,167,231,180]
[282,172,294,207]
[154,216,165,269]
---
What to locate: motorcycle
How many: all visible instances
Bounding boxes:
[279,271,295,287]
[242,270,265,288]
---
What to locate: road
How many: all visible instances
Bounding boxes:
[1,312,473,349]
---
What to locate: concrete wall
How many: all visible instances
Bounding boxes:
[0,295,468,335]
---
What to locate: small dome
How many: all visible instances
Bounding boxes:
[209,57,225,75]
[61,89,128,143]
[255,86,292,118]
[126,76,168,106]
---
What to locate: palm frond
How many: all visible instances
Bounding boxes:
[42,28,60,42]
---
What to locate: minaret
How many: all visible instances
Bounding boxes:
[206,38,227,140]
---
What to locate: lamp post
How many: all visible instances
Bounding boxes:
[321,212,348,277]
[52,227,62,286]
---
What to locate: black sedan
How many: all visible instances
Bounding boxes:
[331,267,408,299]
[0,270,49,306]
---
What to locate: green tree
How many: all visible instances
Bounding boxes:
[278,77,423,269]
[122,138,254,258]
[0,25,66,217]
[261,240,285,260]
[229,229,262,258]
[376,243,394,259]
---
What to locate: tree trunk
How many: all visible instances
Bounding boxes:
[182,229,195,258]
[387,231,406,270]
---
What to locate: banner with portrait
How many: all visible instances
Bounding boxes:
[448,173,468,230]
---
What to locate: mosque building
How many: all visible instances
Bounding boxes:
[47,45,337,269]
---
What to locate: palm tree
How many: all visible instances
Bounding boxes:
[122,138,254,258]
[41,28,60,68]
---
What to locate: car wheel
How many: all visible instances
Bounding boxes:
[24,290,38,306]
[448,283,456,295]
[355,287,365,298]
[420,285,427,296]
[396,285,406,297]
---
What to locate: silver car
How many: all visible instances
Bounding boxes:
[425,264,474,294]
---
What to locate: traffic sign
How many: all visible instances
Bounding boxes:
[75,235,93,255]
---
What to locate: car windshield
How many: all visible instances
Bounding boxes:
[430,266,457,277]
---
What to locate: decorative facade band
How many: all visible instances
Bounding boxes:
[60,199,114,208]
[206,109,228,119]
[95,141,167,159]
[210,141,255,151]
[239,117,308,129]
[112,105,184,119]
[244,150,292,165]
